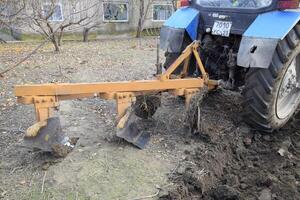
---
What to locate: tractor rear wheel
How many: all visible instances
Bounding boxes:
[243,25,300,132]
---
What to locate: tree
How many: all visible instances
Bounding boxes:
[0,0,25,42]
[26,0,99,51]
[136,0,153,38]
[82,22,101,42]
[171,0,178,11]
[81,0,103,43]
[136,0,176,38]
[57,1,100,46]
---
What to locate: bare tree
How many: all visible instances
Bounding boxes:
[57,1,100,46]
[82,0,103,42]
[136,0,175,38]
[82,22,101,42]
[0,0,25,25]
[26,0,100,51]
[136,0,153,38]
[0,0,25,41]
[171,0,178,11]
[57,16,88,46]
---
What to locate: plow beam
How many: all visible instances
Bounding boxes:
[15,78,205,97]
[15,78,208,121]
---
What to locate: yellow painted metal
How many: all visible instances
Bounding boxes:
[15,78,204,97]
[14,41,219,122]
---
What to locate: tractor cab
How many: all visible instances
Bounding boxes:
[192,0,277,36]
[192,0,299,35]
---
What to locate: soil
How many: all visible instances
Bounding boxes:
[0,38,299,200]
[159,90,300,200]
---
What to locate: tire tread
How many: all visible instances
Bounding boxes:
[243,25,300,132]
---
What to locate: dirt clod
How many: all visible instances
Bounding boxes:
[51,144,73,158]
[209,185,241,200]
[243,137,252,147]
[258,189,272,200]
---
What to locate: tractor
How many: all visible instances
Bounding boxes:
[160,0,300,132]
[14,0,300,152]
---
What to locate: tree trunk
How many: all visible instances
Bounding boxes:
[57,30,63,46]
[83,28,90,42]
[53,41,60,52]
[172,0,178,11]
[51,37,60,52]
[136,0,144,38]
[136,19,142,38]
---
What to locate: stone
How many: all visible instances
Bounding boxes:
[243,137,252,147]
[240,183,248,190]
[262,135,271,142]
[239,126,251,134]
[258,189,272,200]
[176,165,186,175]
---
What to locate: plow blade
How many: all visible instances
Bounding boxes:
[23,117,73,154]
[116,109,150,149]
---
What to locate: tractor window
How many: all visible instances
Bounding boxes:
[196,0,272,9]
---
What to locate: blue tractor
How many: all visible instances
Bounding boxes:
[160,0,300,132]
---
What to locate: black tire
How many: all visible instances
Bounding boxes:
[243,25,300,132]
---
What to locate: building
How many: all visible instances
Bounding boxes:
[15,0,176,36]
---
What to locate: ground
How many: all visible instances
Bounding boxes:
[0,38,299,200]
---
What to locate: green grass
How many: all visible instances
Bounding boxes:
[19,34,44,41]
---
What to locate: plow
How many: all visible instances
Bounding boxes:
[15,41,219,151]
[14,0,300,153]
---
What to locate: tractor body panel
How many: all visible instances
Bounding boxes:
[160,7,199,52]
[243,11,300,39]
[238,10,300,68]
[164,7,199,40]
[237,37,278,68]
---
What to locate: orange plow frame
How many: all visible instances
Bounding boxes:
[14,41,219,123]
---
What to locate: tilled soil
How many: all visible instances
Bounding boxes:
[0,39,299,200]
[159,90,300,200]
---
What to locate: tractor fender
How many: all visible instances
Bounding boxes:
[238,11,300,68]
[160,7,199,53]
